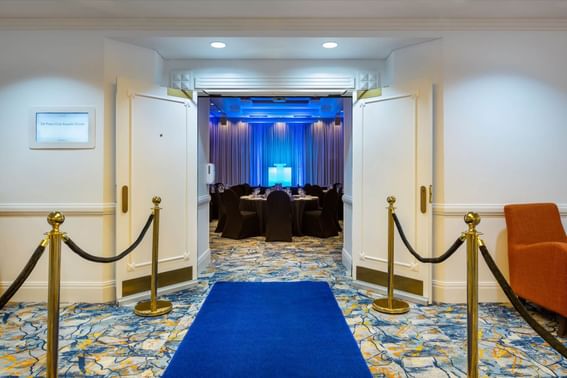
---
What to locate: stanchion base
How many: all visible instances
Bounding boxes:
[372,297,410,314]
[134,300,172,317]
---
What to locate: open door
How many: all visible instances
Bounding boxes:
[115,77,198,301]
[352,86,433,302]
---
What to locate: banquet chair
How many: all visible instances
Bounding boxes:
[504,203,567,335]
[310,185,326,208]
[242,183,252,196]
[214,193,227,233]
[213,183,226,232]
[221,189,260,239]
[332,182,343,194]
[230,184,245,198]
[302,189,339,238]
[265,191,293,242]
[209,185,219,221]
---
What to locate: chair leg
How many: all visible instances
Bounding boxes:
[558,315,567,337]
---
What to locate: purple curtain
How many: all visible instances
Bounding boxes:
[210,119,343,187]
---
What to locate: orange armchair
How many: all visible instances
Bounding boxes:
[504,203,567,334]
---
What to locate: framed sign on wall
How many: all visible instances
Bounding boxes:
[29,107,95,149]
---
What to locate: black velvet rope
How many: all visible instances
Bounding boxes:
[0,241,47,310]
[392,212,464,263]
[479,242,567,359]
[64,214,153,263]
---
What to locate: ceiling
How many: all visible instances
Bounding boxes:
[114,36,433,60]
[210,96,344,121]
[0,0,566,19]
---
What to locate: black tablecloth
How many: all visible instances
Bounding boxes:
[239,196,319,236]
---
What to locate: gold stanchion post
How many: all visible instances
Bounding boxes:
[372,196,410,314]
[134,196,172,317]
[464,212,481,378]
[46,211,65,378]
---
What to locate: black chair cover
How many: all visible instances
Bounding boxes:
[214,192,227,233]
[221,189,260,239]
[265,191,293,242]
[242,183,252,196]
[210,189,219,220]
[302,189,339,238]
[230,185,245,198]
[310,185,326,207]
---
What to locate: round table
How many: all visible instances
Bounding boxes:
[239,195,319,236]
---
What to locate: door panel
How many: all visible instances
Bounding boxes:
[353,87,433,301]
[115,77,196,300]
[361,95,417,269]
[130,96,188,270]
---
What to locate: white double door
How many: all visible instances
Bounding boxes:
[352,86,434,302]
[114,78,201,300]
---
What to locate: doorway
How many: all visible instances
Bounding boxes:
[202,95,350,270]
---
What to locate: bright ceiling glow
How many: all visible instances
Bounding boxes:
[210,41,226,49]
[322,41,338,49]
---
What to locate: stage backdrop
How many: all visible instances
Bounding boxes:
[210,119,343,187]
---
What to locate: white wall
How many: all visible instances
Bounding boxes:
[197,98,211,273]
[0,31,108,302]
[384,33,567,303]
[0,33,163,302]
[342,97,353,274]
[433,31,567,302]
[2,30,567,305]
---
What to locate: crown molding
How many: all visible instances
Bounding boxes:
[0,17,566,32]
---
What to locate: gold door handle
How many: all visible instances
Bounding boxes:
[420,186,427,214]
[121,185,128,213]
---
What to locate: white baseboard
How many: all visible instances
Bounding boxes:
[432,280,508,303]
[341,248,352,276]
[118,280,199,306]
[198,248,211,274]
[1,280,116,303]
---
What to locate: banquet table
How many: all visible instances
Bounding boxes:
[239,195,319,236]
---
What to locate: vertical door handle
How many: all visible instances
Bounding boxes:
[121,185,129,213]
[420,186,427,214]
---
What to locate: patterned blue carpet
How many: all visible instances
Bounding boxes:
[1,223,566,377]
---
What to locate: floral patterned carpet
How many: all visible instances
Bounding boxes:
[1,223,566,377]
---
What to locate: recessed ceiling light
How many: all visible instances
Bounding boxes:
[210,41,226,49]
[322,42,338,49]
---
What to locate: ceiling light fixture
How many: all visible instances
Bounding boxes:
[210,41,226,49]
[322,41,338,49]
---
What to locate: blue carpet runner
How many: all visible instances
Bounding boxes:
[163,281,371,377]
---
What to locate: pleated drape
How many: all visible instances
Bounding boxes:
[210,119,343,187]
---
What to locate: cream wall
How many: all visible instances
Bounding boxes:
[2,30,567,304]
[433,31,567,302]
[386,32,567,302]
[0,33,163,302]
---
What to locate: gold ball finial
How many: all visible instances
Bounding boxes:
[464,212,481,226]
[47,211,65,227]
[387,196,396,205]
[152,196,162,206]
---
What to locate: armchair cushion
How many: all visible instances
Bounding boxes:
[504,203,567,317]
